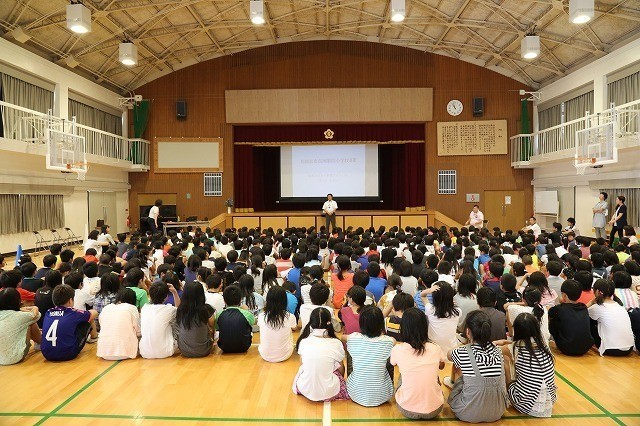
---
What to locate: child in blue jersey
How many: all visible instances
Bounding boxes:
[41,284,98,361]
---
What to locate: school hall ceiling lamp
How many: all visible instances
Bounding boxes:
[250,0,266,25]
[66,2,91,34]
[391,0,406,22]
[569,0,594,24]
[119,41,138,66]
[521,33,540,59]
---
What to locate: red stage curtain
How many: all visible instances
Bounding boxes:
[233,144,254,208]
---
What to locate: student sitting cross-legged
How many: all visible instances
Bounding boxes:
[390,307,445,420]
[216,285,254,354]
[139,281,181,359]
[177,281,216,358]
[41,284,98,362]
[346,305,395,407]
[258,286,297,362]
[587,278,635,356]
[548,279,594,356]
[97,288,141,361]
[0,288,41,365]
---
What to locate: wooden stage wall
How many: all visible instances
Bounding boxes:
[129,41,533,226]
[219,210,463,232]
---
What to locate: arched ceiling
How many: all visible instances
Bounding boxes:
[1,1,639,93]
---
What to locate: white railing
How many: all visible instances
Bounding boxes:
[0,100,149,168]
[511,98,640,164]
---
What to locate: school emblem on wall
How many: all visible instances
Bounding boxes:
[324,129,334,139]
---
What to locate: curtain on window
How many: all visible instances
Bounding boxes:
[0,73,54,140]
[69,98,123,136]
[608,71,640,106]
[564,91,594,122]
[538,104,562,130]
[601,188,639,228]
[0,194,64,234]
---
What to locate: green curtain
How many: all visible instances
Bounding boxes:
[520,99,532,161]
[131,100,150,164]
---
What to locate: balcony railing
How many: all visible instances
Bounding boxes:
[511,98,640,165]
[0,100,149,168]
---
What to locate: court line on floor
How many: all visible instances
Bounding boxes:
[555,370,625,426]
[33,361,121,426]
[323,401,331,426]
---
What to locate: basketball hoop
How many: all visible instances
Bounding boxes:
[70,161,88,181]
[574,156,596,175]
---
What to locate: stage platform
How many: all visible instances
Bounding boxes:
[211,210,463,232]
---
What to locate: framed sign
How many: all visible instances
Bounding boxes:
[154,137,223,173]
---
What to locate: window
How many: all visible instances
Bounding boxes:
[204,172,222,196]
[438,170,456,195]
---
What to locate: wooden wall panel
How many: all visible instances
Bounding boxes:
[261,216,287,231]
[373,215,401,230]
[130,41,533,225]
[232,217,260,229]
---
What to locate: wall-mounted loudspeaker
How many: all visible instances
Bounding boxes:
[473,97,484,117]
[176,100,187,120]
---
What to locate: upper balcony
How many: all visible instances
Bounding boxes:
[510,99,640,168]
[0,100,149,172]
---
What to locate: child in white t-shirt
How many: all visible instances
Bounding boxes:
[139,282,180,359]
[587,279,634,356]
[258,286,297,362]
[299,284,341,332]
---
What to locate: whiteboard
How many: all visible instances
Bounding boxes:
[534,190,559,215]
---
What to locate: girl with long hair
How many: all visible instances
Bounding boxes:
[496,313,557,417]
[331,255,354,308]
[237,274,265,320]
[506,287,550,343]
[293,307,348,402]
[390,307,445,419]
[454,273,478,333]
[258,286,297,362]
[261,264,281,295]
[423,282,460,354]
[176,281,215,358]
[587,278,634,356]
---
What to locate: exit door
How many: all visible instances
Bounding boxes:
[483,190,526,232]
[88,192,118,231]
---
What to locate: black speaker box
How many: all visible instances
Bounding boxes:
[473,97,484,117]
[176,100,187,119]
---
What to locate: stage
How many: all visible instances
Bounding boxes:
[211,210,463,232]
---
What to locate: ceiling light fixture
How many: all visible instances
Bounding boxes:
[250,0,266,25]
[119,41,137,66]
[521,35,540,59]
[66,3,92,34]
[390,0,406,22]
[569,0,594,24]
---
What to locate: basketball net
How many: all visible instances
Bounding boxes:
[67,162,87,181]
[574,156,595,175]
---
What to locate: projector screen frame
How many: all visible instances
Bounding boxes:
[278,144,382,204]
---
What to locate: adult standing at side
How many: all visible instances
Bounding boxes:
[148,199,162,235]
[592,192,608,240]
[608,195,627,247]
[322,194,338,234]
[465,205,484,228]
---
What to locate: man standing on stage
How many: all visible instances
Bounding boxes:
[322,193,338,233]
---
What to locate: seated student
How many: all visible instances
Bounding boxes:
[398,260,419,296]
[204,273,225,315]
[62,271,91,312]
[496,274,522,313]
[588,279,635,356]
[216,285,254,354]
[116,233,128,259]
[83,248,99,264]
[352,269,376,306]
[346,306,395,407]
[97,288,141,360]
[300,284,341,332]
[446,310,507,423]
[59,249,75,269]
[176,281,216,357]
[293,307,348,402]
[545,261,564,302]
[339,286,366,336]
[526,272,558,308]
[416,269,439,310]
[455,274,479,333]
[0,269,35,305]
[574,270,594,305]
[41,284,98,361]
[506,287,551,343]
[35,255,57,280]
[282,281,299,318]
[390,307,445,419]
[477,287,506,341]
[0,288,41,365]
[124,267,149,309]
[93,273,120,315]
[522,255,539,274]
[258,286,297,363]
[332,255,354,308]
[365,262,387,302]
[482,262,504,292]
[548,279,593,356]
[382,292,414,341]
[97,254,113,278]
[82,262,101,297]
[422,282,461,354]
[612,271,639,310]
[20,262,44,293]
[139,281,181,359]
[497,313,557,417]
[436,261,455,285]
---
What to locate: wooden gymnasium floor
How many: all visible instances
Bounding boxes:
[1,248,640,425]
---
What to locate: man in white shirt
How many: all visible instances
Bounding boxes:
[148,199,162,234]
[322,193,338,233]
[465,205,484,228]
[523,216,542,238]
